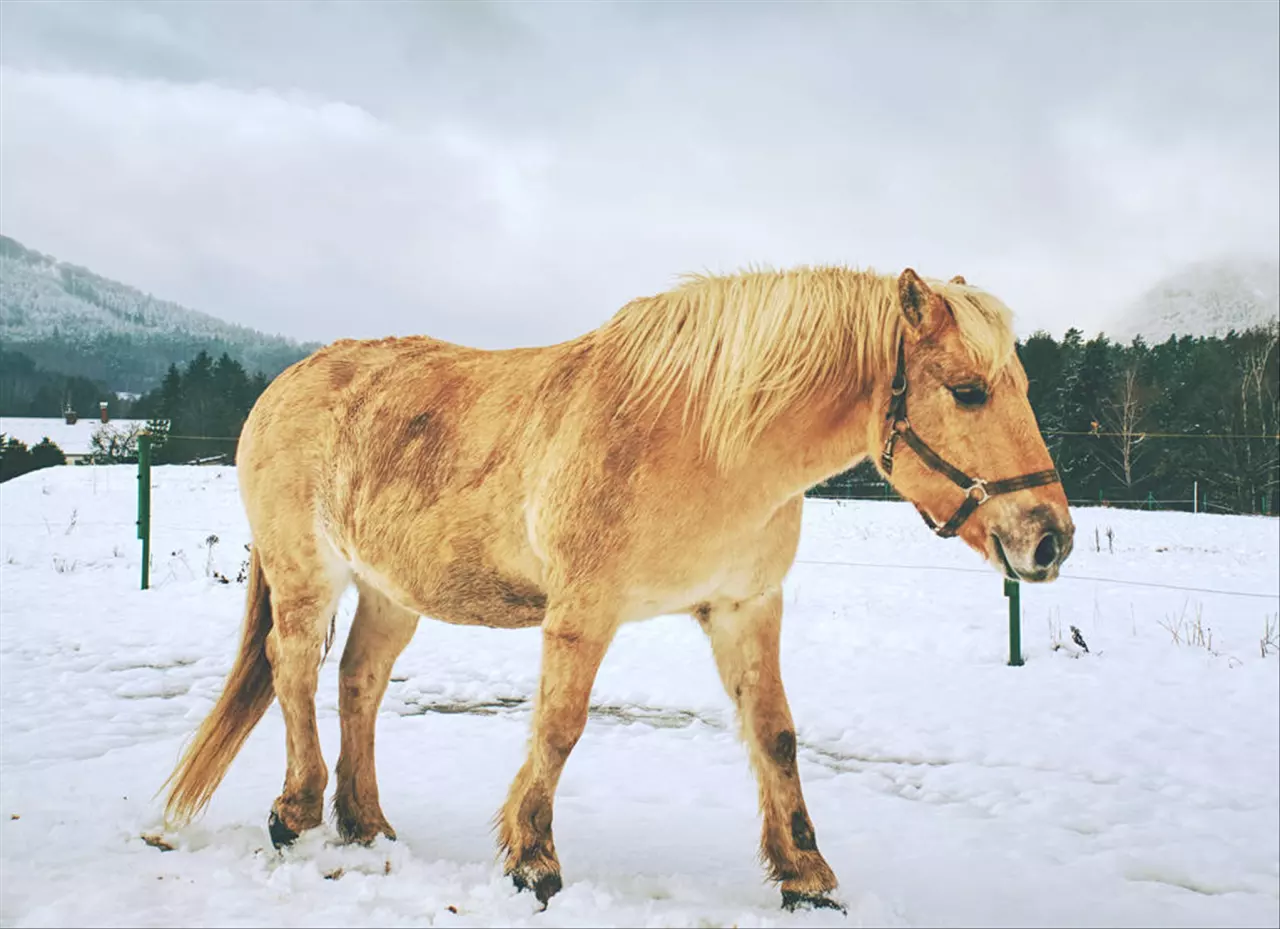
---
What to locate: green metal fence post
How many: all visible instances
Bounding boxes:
[137,432,152,590]
[1004,578,1023,666]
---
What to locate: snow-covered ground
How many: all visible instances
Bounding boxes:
[1,465,1277,928]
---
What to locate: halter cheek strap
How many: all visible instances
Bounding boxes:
[880,339,1061,539]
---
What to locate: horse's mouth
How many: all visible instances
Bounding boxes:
[991,533,1052,584]
[991,534,1017,580]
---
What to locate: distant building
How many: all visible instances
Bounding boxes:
[0,416,148,465]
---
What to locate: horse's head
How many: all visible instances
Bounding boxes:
[876,269,1073,582]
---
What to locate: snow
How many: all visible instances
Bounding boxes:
[0,417,147,457]
[1,465,1277,928]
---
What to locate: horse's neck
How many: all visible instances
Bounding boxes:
[732,383,884,502]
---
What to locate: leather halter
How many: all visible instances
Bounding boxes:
[880,339,1061,538]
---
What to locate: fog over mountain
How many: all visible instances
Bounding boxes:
[1111,258,1279,343]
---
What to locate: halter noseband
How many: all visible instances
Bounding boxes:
[880,339,1061,539]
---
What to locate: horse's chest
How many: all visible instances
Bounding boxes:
[621,504,803,620]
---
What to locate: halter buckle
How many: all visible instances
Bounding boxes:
[881,433,897,473]
[966,479,990,505]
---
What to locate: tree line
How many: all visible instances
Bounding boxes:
[130,351,271,464]
[0,348,120,418]
[0,434,66,482]
[0,349,272,480]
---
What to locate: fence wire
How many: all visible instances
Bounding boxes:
[792,558,1279,601]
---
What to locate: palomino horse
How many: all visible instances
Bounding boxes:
[162,266,1072,910]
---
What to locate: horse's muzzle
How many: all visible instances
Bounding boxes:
[991,511,1074,582]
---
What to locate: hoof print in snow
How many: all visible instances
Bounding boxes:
[781,890,847,914]
[511,870,562,907]
[267,810,299,849]
[140,833,175,852]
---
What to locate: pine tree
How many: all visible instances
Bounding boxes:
[29,438,67,470]
[0,436,33,482]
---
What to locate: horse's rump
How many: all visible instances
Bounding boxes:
[237,335,603,626]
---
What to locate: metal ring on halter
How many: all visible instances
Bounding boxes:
[966,479,990,505]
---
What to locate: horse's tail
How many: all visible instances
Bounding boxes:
[161,546,276,827]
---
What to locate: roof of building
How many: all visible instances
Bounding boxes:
[0,417,148,456]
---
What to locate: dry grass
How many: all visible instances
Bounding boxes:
[1158,601,1215,654]
[1261,614,1279,658]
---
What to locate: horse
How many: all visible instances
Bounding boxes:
[160,265,1073,911]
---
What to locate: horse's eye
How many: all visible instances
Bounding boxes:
[949,384,988,408]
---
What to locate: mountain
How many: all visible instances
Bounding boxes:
[0,235,320,392]
[1110,257,1279,344]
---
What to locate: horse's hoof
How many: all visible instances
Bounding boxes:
[511,869,563,907]
[781,890,847,914]
[268,810,300,849]
[336,818,397,846]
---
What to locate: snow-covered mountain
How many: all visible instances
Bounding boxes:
[1111,258,1279,343]
[0,235,318,391]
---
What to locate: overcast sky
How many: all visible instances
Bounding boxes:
[1,0,1277,346]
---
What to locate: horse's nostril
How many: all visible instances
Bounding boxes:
[1033,532,1060,569]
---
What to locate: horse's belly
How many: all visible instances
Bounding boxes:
[352,551,547,630]
[414,572,548,629]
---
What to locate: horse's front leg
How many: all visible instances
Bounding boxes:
[696,589,842,912]
[498,599,617,906]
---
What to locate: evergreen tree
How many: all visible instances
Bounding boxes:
[0,436,31,482]
[132,350,270,464]
[0,435,66,482]
[29,438,67,470]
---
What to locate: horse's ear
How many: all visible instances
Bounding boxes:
[949,275,967,285]
[897,268,950,337]
[898,268,929,327]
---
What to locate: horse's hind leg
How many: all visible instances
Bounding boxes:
[261,550,347,848]
[696,589,842,912]
[333,581,418,844]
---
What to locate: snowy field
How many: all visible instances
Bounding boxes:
[1,465,1277,928]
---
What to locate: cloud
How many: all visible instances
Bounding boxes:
[1,67,564,345]
[1,0,1276,344]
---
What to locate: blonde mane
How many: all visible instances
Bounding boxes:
[594,266,1016,469]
